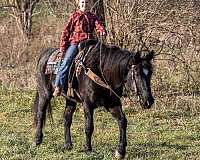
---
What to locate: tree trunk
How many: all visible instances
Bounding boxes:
[92,0,105,26]
[21,0,39,38]
[5,0,39,39]
[92,0,106,42]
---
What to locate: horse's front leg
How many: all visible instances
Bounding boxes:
[63,100,76,150]
[109,106,127,159]
[83,101,95,152]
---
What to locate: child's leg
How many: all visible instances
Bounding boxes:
[57,44,78,89]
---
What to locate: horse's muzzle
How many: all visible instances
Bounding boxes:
[141,96,154,109]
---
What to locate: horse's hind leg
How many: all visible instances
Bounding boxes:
[63,100,76,150]
[109,105,127,159]
[35,93,52,146]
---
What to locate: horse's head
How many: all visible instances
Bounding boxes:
[126,50,154,109]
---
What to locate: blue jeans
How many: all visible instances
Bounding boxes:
[55,44,78,88]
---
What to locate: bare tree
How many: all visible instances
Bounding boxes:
[92,0,105,26]
[91,0,106,42]
[1,0,39,39]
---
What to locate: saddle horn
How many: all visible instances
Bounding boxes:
[78,39,99,51]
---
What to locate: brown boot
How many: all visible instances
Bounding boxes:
[53,86,61,97]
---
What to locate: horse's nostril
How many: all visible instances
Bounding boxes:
[147,97,154,106]
[150,97,154,104]
[143,97,154,108]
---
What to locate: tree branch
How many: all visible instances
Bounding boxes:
[0,5,17,9]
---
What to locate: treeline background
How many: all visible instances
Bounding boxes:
[0,0,200,98]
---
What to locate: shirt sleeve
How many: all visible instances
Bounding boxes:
[94,15,106,35]
[59,14,74,53]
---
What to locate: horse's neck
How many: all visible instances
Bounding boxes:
[86,46,131,88]
[100,58,129,88]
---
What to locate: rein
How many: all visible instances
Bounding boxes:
[76,38,122,99]
[77,38,140,101]
[82,38,128,99]
[98,37,122,99]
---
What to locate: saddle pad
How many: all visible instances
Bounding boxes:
[45,49,63,75]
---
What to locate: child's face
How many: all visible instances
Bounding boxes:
[79,0,91,11]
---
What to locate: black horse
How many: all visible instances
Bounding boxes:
[32,40,154,159]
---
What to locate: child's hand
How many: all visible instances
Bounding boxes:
[59,51,65,58]
[101,32,106,36]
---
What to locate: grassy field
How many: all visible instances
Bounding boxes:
[1,86,200,160]
[0,0,200,159]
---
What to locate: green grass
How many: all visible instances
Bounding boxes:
[1,86,200,159]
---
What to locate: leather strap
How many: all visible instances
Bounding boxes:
[85,68,111,89]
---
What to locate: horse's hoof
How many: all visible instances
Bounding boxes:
[80,149,92,155]
[84,145,92,152]
[64,144,73,150]
[115,150,125,159]
[35,139,42,146]
[35,133,43,146]
[80,145,92,154]
[84,150,92,155]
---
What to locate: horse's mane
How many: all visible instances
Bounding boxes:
[85,43,134,87]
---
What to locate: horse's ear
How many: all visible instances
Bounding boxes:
[134,52,141,63]
[145,50,154,61]
[127,52,141,69]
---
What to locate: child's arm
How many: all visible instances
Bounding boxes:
[60,14,74,53]
[94,15,106,36]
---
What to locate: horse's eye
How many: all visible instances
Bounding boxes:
[143,68,149,76]
[131,65,138,70]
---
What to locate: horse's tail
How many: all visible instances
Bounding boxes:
[32,90,39,127]
[46,99,53,126]
[32,48,56,127]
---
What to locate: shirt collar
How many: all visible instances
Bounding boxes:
[77,10,90,15]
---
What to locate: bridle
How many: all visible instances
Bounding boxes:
[130,64,141,103]
[129,63,151,104]
[131,65,139,94]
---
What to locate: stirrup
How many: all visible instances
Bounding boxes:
[67,83,74,97]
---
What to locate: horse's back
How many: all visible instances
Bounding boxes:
[37,48,58,66]
[36,48,58,84]
[78,39,99,51]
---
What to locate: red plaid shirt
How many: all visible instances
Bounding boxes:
[60,10,106,52]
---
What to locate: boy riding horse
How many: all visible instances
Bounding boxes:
[53,0,106,96]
